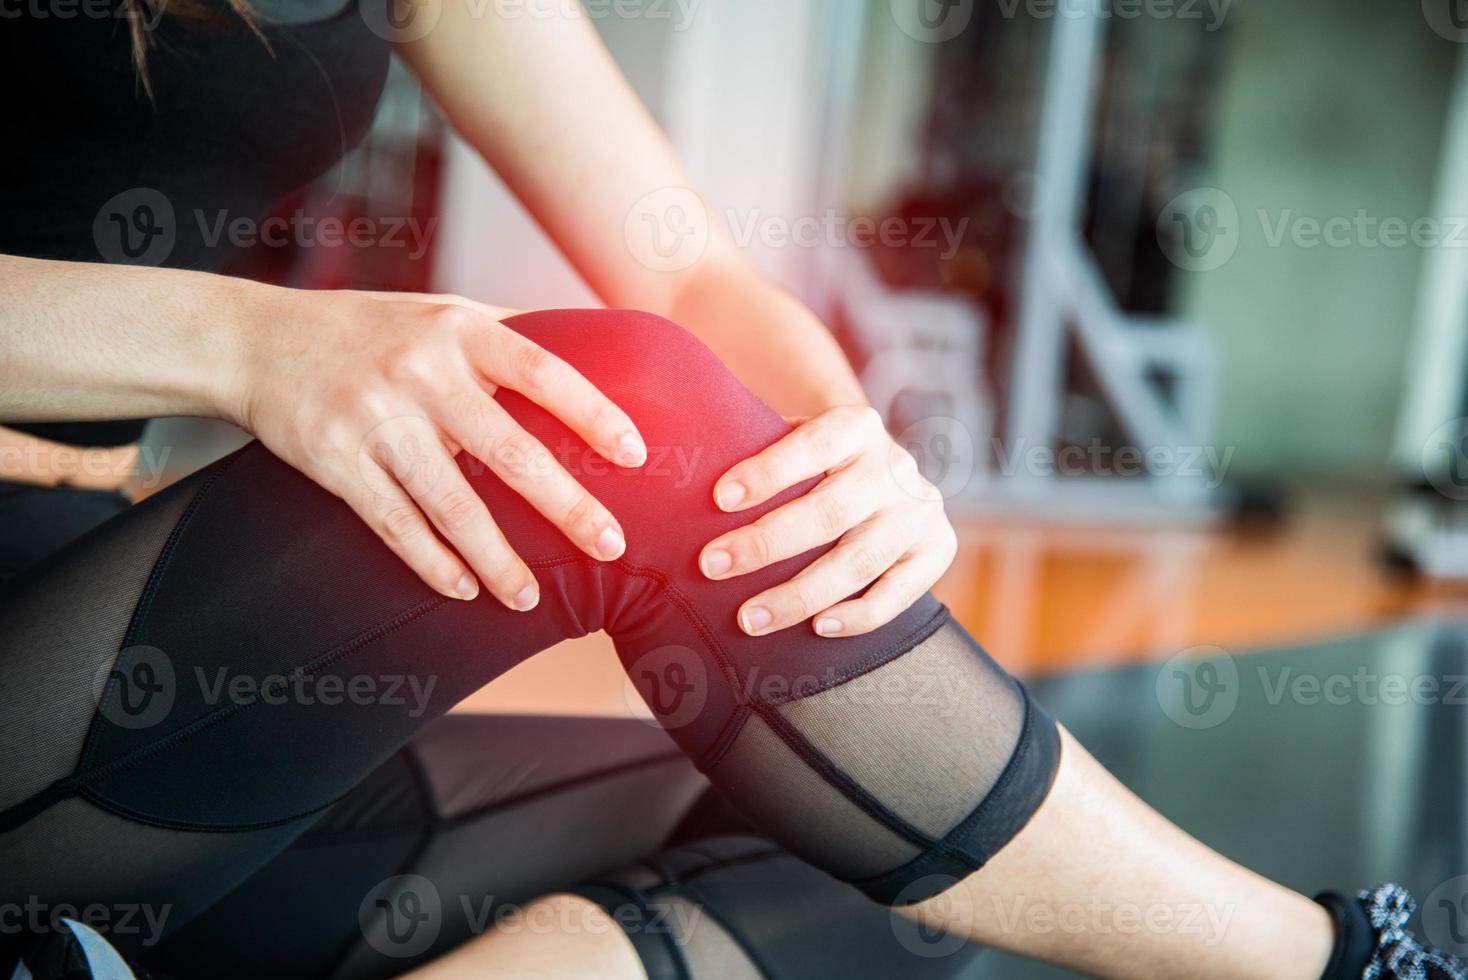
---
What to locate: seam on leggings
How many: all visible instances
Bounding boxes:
[523,553,759,773]
[79,451,240,771]
[755,704,940,853]
[758,602,952,706]
[581,880,694,980]
[2,595,449,832]
[697,704,752,772]
[320,782,439,980]
[846,691,1059,900]
[525,554,743,693]
[76,784,351,833]
[675,882,777,980]
[930,688,1051,863]
[399,739,440,820]
[642,845,787,895]
[290,751,691,846]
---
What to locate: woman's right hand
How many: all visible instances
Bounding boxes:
[222,287,646,610]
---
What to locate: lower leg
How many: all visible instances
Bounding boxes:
[401,894,647,980]
[905,727,1334,979]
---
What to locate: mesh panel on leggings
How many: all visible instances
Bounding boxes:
[0,469,205,808]
[705,715,921,880]
[777,621,1024,838]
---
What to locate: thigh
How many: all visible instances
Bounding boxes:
[143,712,708,980]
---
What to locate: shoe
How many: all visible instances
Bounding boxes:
[1317,883,1467,980]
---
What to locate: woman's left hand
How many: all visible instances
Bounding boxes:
[698,405,958,638]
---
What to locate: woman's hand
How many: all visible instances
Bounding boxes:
[228,288,646,610]
[697,405,958,638]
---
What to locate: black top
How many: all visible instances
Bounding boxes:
[1,0,392,447]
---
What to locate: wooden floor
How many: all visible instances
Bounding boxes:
[460,492,1468,717]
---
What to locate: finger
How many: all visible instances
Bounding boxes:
[474,328,646,468]
[371,427,540,611]
[326,459,480,603]
[454,397,628,564]
[735,522,904,636]
[712,405,879,512]
[814,528,958,637]
[699,468,878,580]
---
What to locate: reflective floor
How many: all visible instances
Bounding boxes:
[971,617,1468,977]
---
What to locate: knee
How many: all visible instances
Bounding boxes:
[502,308,726,414]
[497,308,790,511]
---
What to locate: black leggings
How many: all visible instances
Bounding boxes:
[0,310,1059,966]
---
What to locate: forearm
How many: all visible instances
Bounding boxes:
[0,254,248,424]
[395,7,865,418]
[659,256,866,417]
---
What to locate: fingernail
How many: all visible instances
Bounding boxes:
[740,605,773,635]
[717,481,746,510]
[455,574,479,601]
[596,526,626,560]
[513,584,539,611]
[815,617,844,636]
[617,432,647,467]
[702,548,732,577]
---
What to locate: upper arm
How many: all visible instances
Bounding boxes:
[393,2,738,312]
